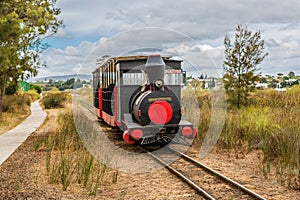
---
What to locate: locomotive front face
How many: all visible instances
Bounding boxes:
[121,54,197,145]
[131,55,181,126]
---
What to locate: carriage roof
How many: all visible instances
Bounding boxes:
[93,55,182,73]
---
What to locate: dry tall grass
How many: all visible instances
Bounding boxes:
[186,85,300,190]
[0,91,39,134]
[34,109,118,195]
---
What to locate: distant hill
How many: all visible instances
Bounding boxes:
[28,74,92,82]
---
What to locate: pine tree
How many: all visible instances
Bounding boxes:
[223,24,268,108]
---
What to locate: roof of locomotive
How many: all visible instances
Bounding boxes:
[93,55,182,73]
[116,55,172,62]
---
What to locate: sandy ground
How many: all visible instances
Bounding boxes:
[187,147,300,200]
[0,107,299,199]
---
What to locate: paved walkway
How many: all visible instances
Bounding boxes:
[0,101,46,165]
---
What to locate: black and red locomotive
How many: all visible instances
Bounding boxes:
[92,54,197,145]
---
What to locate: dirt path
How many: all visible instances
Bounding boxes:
[0,101,46,164]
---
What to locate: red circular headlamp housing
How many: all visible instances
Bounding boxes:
[181,127,198,139]
[181,126,193,137]
[131,129,143,140]
[148,101,173,124]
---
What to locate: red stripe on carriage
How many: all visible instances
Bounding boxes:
[113,86,118,121]
[99,88,103,112]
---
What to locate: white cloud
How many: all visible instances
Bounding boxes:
[53,0,300,40]
[39,41,97,77]
[39,0,300,77]
[40,25,300,77]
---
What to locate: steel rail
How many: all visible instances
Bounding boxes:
[168,147,267,200]
[77,99,96,115]
[140,147,216,200]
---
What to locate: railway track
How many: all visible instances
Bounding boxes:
[141,146,267,200]
[78,100,266,199]
[76,98,95,114]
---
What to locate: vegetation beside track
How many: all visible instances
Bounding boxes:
[0,90,40,134]
[40,88,71,109]
[35,92,118,195]
[185,85,300,190]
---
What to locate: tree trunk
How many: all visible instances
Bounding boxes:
[237,92,240,109]
[0,73,8,119]
[0,93,3,119]
[237,69,241,109]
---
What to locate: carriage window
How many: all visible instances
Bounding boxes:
[99,67,102,88]
[103,68,108,88]
[122,72,145,85]
[164,69,184,85]
[111,63,116,85]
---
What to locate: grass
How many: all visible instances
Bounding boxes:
[34,108,118,195]
[0,91,40,134]
[186,85,300,190]
[75,87,93,103]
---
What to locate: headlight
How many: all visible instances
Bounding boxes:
[154,79,163,88]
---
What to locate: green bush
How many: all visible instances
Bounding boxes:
[30,84,42,94]
[41,92,70,109]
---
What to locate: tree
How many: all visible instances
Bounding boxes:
[0,0,62,118]
[223,24,268,108]
[288,71,295,79]
[260,76,267,83]
[65,78,75,88]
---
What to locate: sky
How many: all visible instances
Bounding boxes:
[37,0,300,78]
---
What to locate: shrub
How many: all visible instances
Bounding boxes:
[25,90,40,101]
[2,94,31,113]
[30,84,42,94]
[41,92,70,109]
[50,87,60,93]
